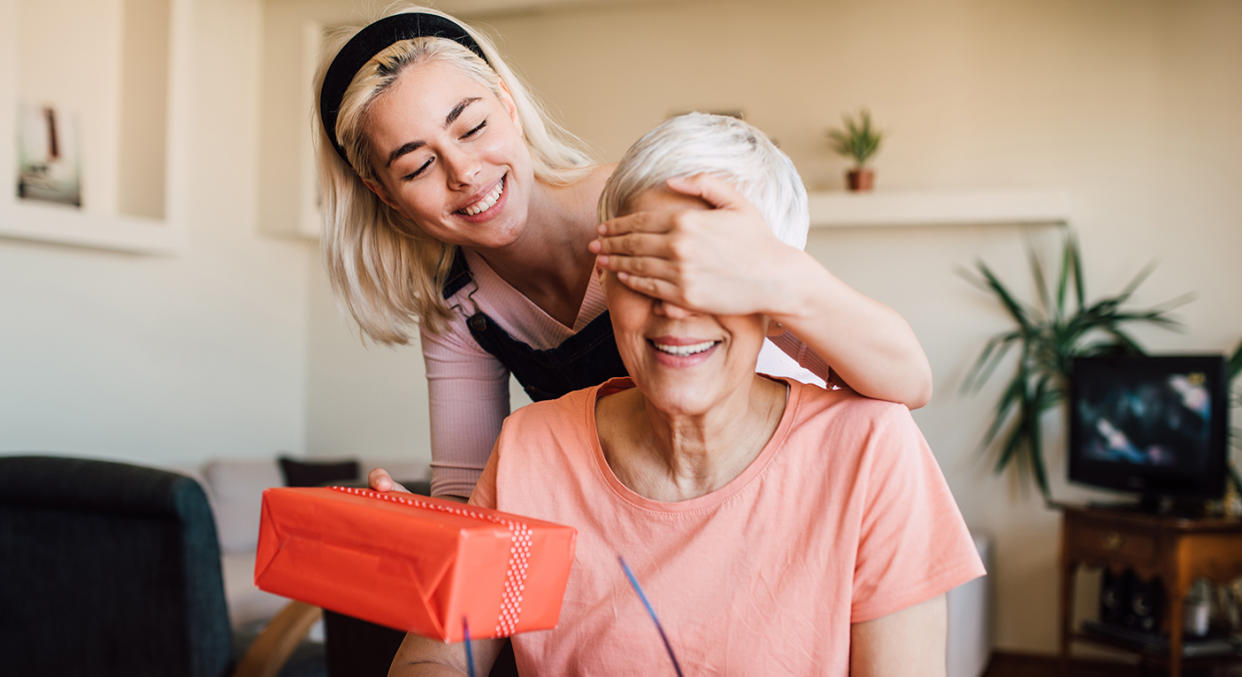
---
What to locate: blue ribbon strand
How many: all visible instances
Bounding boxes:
[618,555,685,677]
[462,616,476,677]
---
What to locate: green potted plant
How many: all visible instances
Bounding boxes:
[961,232,1191,499]
[826,108,883,191]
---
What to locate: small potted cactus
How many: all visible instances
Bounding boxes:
[826,108,884,191]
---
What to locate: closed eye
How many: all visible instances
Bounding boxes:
[402,157,433,181]
[399,119,486,180]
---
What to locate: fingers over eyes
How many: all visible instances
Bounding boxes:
[594,232,671,257]
[599,210,676,237]
[618,272,679,303]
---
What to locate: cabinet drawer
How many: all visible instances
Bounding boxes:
[1066,522,1158,567]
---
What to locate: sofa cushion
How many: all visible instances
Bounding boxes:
[278,456,359,488]
[220,550,289,628]
[203,459,283,554]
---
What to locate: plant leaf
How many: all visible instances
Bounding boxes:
[1055,237,1072,321]
[1068,233,1085,311]
[1028,246,1051,315]
[1229,338,1242,380]
[1101,328,1146,355]
[982,374,1025,446]
[1026,376,1050,499]
[993,413,1027,475]
[1114,261,1157,304]
[963,331,1022,393]
[977,262,1034,331]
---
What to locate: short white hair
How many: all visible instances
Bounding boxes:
[599,113,809,250]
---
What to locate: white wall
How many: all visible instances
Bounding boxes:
[304,253,432,460]
[298,0,1242,655]
[0,0,315,469]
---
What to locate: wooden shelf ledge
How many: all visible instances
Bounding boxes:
[807,188,1071,229]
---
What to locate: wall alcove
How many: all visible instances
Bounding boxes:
[0,0,191,254]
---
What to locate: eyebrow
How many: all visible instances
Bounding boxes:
[384,97,483,168]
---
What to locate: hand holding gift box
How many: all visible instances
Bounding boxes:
[254,486,576,642]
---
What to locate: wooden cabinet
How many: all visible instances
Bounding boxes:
[1059,504,1242,676]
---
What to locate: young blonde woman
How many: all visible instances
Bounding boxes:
[316,6,933,499]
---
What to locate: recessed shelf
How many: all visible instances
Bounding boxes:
[0,202,185,255]
[0,0,191,255]
[808,188,1071,228]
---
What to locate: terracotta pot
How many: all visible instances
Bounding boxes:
[846,168,875,192]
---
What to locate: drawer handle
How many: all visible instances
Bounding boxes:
[1102,532,1123,551]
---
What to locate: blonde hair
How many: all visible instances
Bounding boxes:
[599,113,809,250]
[315,4,595,343]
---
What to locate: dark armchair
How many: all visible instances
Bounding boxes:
[0,455,323,677]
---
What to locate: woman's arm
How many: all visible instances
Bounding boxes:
[764,246,932,407]
[850,594,947,677]
[388,633,505,676]
[419,320,512,498]
[590,174,932,408]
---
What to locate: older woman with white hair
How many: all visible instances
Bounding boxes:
[387,114,984,676]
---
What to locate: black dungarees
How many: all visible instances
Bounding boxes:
[442,250,628,402]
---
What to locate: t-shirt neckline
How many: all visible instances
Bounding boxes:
[585,376,801,514]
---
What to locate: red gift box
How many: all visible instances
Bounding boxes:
[254,486,576,642]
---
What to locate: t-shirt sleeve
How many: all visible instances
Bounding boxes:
[850,405,985,623]
[467,445,500,511]
[421,317,510,499]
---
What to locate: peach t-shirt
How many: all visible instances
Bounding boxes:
[470,377,985,676]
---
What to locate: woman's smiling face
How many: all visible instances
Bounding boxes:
[362,59,534,250]
[605,187,772,417]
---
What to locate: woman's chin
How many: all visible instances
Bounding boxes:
[637,381,727,419]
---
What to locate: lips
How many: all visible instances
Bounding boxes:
[457,174,505,216]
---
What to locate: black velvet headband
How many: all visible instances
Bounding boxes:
[319,13,489,163]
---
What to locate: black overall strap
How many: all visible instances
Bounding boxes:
[441,250,627,401]
[441,248,473,301]
[466,310,627,402]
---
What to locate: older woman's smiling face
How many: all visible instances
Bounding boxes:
[604,187,772,417]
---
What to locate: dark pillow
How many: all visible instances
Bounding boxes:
[277,455,359,488]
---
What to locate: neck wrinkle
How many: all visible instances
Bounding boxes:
[622,377,788,501]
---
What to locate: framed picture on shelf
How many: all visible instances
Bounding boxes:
[15,101,82,208]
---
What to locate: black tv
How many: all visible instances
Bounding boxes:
[1068,354,1229,510]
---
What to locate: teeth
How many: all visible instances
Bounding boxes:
[653,341,716,356]
[461,177,504,215]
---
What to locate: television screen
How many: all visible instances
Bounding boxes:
[1068,355,1228,503]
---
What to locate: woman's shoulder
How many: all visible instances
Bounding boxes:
[500,380,617,437]
[418,302,487,356]
[789,380,915,425]
[491,383,615,491]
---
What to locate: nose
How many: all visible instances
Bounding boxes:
[442,146,481,190]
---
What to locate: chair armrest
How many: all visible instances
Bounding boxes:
[232,600,322,677]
